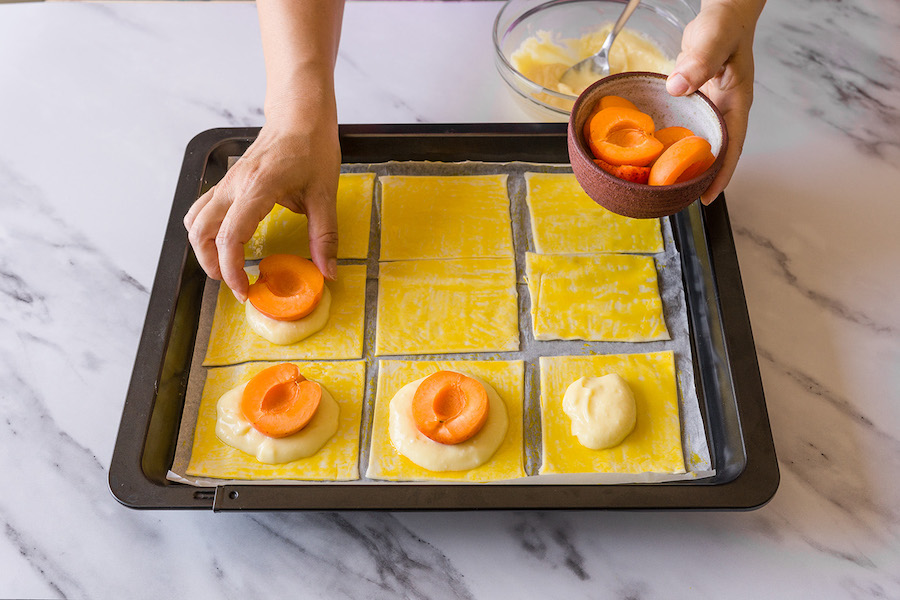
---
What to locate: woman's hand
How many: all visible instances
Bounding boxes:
[183,112,340,302]
[666,0,766,205]
[184,0,345,301]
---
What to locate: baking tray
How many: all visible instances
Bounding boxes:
[109,123,778,511]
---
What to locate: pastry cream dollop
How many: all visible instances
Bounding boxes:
[245,285,332,345]
[216,380,339,464]
[510,25,675,96]
[389,372,508,471]
[562,374,636,449]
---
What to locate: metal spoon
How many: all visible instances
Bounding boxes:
[558,0,642,94]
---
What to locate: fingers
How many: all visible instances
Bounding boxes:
[701,152,734,206]
[183,187,213,231]
[305,192,339,280]
[667,4,741,97]
[215,196,271,303]
[700,93,749,205]
[183,119,343,299]
[185,188,229,281]
[665,1,761,206]
[698,44,754,205]
[700,99,744,205]
[185,177,272,302]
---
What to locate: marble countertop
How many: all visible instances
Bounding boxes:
[2,1,899,597]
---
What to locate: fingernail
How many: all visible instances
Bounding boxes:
[233,288,247,304]
[326,258,338,281]
[667,72,690,96]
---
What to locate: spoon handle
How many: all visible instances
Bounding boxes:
[601,0,642,54]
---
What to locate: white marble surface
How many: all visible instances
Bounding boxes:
[1,1,899,597]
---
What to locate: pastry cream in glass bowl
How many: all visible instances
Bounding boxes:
[511,24,674,97]
[493,0,696,117]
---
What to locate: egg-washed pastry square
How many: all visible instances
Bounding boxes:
[366,359,526,481]
[186,360,366,481]
[379,175,514,261]
[525,252,669,342]
[245,172,375,260]
[539,352,685,475]
[525,172,663,254]
[375,257,519,355]
[203,263,367,366]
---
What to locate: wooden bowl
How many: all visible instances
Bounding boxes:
[567,72,727,219]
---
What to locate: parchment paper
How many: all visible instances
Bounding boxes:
[168,160,715,487]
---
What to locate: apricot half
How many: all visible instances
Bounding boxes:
[240,363,322,438]
[248,254,325,322]
[412,371,490,445]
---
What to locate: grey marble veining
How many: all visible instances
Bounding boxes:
[1,160,151,597]
[189,101,266,129]
[755,0,900,161]
[1,1,900,598]
[734,224,898,336]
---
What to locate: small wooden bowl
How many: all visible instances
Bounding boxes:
[567,72,728,219]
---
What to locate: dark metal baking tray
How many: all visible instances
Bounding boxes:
[109,124,778,511]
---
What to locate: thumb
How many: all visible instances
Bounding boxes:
[666,6,740,96]
[304,194,339,281]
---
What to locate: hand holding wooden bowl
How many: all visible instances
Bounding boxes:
[567,72,728,219]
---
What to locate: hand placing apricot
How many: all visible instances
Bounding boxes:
[182,119,340,304]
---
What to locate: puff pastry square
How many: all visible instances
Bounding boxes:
[245,172,375,260]
[366,359,526,481]
[539,352,685,475]
[525,172,663,254]
[186,360,366,481]
[525,252,669,342]
[203,264,367,366]
[375,258,519,355]
[379,175,514,260]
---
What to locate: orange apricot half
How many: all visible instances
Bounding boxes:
[412,371,490,445]
[648,136,714,186]
[585,106,657,160]
[593,158,651,184]
[241,363,322,438]
[653,126,695,151]
[598,95,639,111]
[248,254,325,322]
[593,127,664,167]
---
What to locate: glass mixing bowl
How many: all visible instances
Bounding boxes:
[493,0,698,118]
